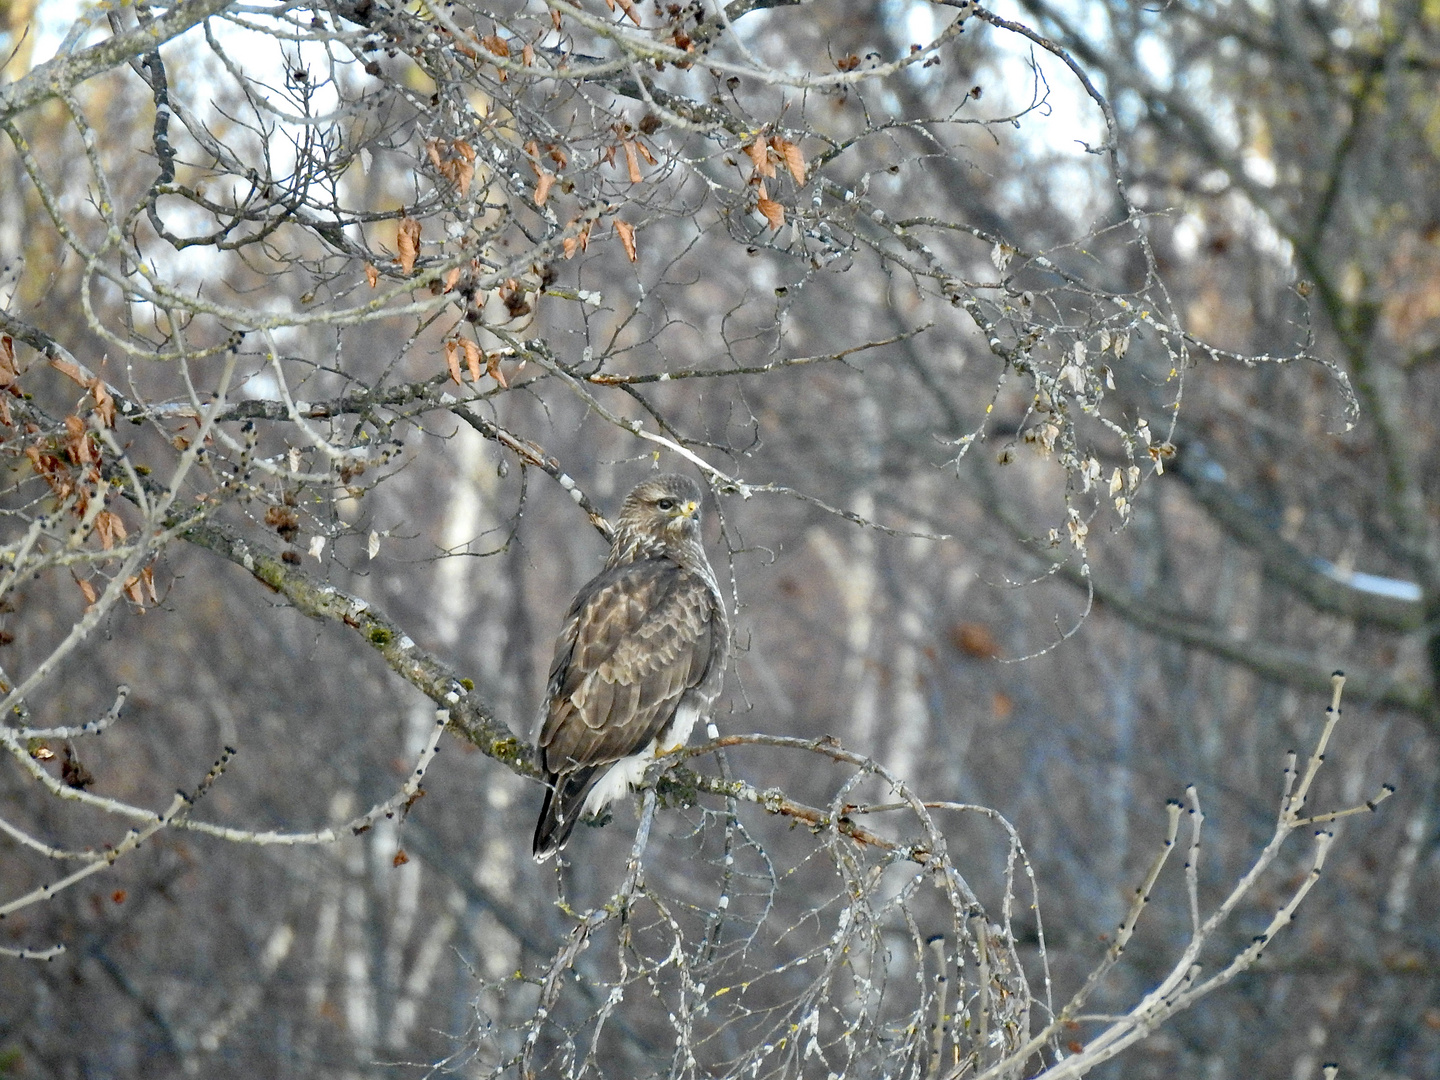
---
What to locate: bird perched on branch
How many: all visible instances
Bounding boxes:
[532,474,729,862]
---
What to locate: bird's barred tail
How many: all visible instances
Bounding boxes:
[532,767,600,862]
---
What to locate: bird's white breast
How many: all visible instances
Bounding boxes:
[579,700,702,819]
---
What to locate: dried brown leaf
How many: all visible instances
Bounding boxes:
[123,575,144,606]
[141,565,157,604]
[453,139,476,163]
[622,139,643,183]
[776,138,805,185]
[444,339,463,384]
[95,510,127,550]
[613,0,641,25]
[563,219,592,259]
[61,746,93,788]
[77,577,98,608]
[744,139,774,178]
[265,504,299,540]
[757,193,784,230]
[486,351,509,388]
[64,415,95,464]
[614,218,638,262]
[397,217,421,275]
[425,138,444,170]
[365,263,379,288]
[454,160,474,196]
[443,267,461,293]
[499,279,530,318]
[950,621,999,658]
[51,358,89,387]
[535,170,556,206]
[0,334,16,388]
[636,141,656,165]
[95,510,115,550]
[522,43,534,66]
[89,377,116,428]
[481,34,509,57]
[461,339,483,382]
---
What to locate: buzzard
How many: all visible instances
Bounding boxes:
[532,474,729,862]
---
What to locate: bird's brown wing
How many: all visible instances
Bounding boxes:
[538,558,718,773]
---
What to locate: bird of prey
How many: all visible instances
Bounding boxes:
[532,474,729,862]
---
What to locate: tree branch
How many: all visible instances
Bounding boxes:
[177,518,535,776]
[1173,442,1424,631]
[0,0,234,123]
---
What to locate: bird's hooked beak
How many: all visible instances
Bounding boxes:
[666,499,701,532]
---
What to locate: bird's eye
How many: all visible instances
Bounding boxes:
[656,498,676,511]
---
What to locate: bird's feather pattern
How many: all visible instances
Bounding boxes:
[539,560,716,767]
[532,474,727,861]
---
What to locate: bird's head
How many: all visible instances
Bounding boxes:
[613,474,705,559]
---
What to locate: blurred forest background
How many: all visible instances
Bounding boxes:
[0,0,1437,1077]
